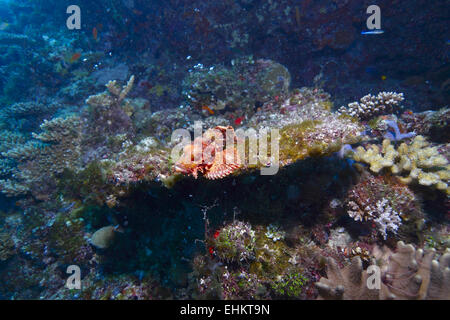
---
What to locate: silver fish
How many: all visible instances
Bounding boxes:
[361,29,384,35]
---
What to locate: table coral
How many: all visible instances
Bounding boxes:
[0,115,82,199]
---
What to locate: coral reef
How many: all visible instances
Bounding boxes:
[82,75,136,158]
[0,229,15,262]
[107,136,171,186]
[401,108,450,143]
[338,92,404,121]
[0,115,82,199]
[212,221,256,264]
[352,136,449,194]
[265,224,286,242]
[278,115,362,165]
[371,199,402,240]
[190,219,345,300]
[316,241,450,300]
[0,0,447,302]
[345,173,423,241]
[383,119,416,141]
[182,57,290,117]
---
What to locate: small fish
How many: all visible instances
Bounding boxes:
[234,116,244,125]
[381,75,387,81]
[139,80,153,89]
[361,29,384,35]
[90,226,117,249]
[70,52,81,63]
[202,105,215,115]
[92,27,98,41]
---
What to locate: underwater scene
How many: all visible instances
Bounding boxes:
[0,0,448,303]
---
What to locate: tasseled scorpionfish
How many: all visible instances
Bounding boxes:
[174,126,242,179]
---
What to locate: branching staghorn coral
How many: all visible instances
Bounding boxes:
[0,115,82,199]
[106,75,135,103]
[348,198,401,240]
[1,101,58,119]
[83,75,136,157]
[85,75,135,109]
[316,241,450,300]
[372,199,402,240]
[345,174,423,240]
[352,136,450,194]
[338,92,404,120]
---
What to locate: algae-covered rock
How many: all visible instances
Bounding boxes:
[0,230,15,261]
[182,57,290,116]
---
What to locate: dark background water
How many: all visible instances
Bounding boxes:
[1,0,449,110]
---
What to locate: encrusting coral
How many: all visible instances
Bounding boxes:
[351,136,450,194]
[316,241,450,300]
[338,92,404,121]
[212,220,256,264]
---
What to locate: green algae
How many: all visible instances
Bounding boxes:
[279,120,322,162]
